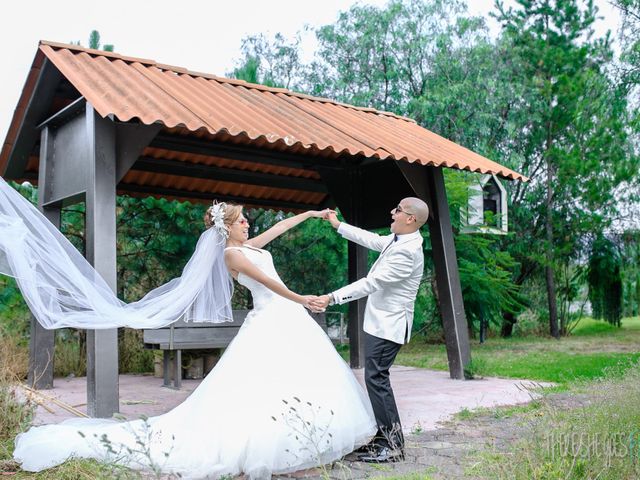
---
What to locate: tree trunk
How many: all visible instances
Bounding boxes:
[501,311,516,337]
[479,314,487,343]
[500,256,537,338]
[545,156,560,339]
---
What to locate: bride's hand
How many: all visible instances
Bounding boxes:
[300,295,325,312]
[307,209,335,219]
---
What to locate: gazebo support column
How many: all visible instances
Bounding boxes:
[425,167,471,379]
[347,243,367,368]
[27,207,58,389]
[28,126,58,388]
[85,105,119,418]
[346,167,366,369]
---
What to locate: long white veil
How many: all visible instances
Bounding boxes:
[0,177,233,329]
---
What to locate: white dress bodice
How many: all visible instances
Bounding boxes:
[226,245,290,310]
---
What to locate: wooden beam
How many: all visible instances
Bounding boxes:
[117,182,321,211]
[36,97,86,130]
[115,123,163,183]
[150,134,353,172]
[5,58,63,179]
[130,156,328,193]
[425,166,471,379]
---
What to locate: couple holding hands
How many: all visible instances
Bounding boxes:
[3,173,427,479]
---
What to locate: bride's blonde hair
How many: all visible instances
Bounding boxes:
[204,201,243,230]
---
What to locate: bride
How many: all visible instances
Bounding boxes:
[0,180,376,479]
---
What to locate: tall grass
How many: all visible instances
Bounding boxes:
[0,332,145,478]
[54,328,154,377]
[54,330,86,377]
[118,328,154,374]
[0,333,33,471]
[471,362,640,479]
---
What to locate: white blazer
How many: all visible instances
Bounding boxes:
[331,222,424,344]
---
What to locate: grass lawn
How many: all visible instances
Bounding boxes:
[340,317,640,385]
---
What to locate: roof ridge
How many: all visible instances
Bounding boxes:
[38,40,415,123]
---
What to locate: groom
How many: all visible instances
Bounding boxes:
[311,197,428,463]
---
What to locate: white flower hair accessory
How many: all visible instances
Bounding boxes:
[210,201,229,239]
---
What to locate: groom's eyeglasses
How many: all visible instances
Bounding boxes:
[393,205,414,217]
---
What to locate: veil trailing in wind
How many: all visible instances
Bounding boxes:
[0,177,233,329]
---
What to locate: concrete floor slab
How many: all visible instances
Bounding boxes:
[22,366,547,432]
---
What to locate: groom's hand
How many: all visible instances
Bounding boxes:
[310,295,331,312]
[324,211,341,229]
[301,295,323,312]
[308,208,334,219]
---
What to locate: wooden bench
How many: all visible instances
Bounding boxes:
[143,310,326,389]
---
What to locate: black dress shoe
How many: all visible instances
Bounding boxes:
[358,446,405,463]
[353,441,380,454]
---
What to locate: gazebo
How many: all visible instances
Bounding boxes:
[1,41,526,418]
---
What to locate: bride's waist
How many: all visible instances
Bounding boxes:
[252,297,298,310]
[251,293,301,311]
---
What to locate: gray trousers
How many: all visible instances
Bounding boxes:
[364,331,404,450]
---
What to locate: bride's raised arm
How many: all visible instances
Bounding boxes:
[224,249,317,309]
[244,209,332,249]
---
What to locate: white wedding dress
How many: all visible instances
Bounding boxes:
[13,245,377,479]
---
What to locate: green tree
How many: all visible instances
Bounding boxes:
[495,0,637,337]
[618,230,640,318]
[88,29,114,52]
[115,196,207,302]
[588,235,623,326]
[309,0,468,112]
[231,56,260,84]
[69,30,114,51]
[612,0,640,87]
[230,32,303,89]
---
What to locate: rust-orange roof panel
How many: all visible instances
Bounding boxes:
[0,41,526,182]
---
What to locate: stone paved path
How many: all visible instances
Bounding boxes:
[28,366,547,431]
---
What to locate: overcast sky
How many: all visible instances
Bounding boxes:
[0,0,621,145]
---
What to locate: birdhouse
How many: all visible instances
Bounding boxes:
[461,174,508,234]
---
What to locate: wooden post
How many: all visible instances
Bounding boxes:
[28,126,56,389]
[346,167,367,369]
[85,104,119,417]
[347,242,367,369]
[425,166,471,379]
[27,206,59,389]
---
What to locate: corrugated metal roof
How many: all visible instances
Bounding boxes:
[0,41,526,183]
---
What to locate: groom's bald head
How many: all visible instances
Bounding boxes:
[391,197,429,234]
[403,197,429,228]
